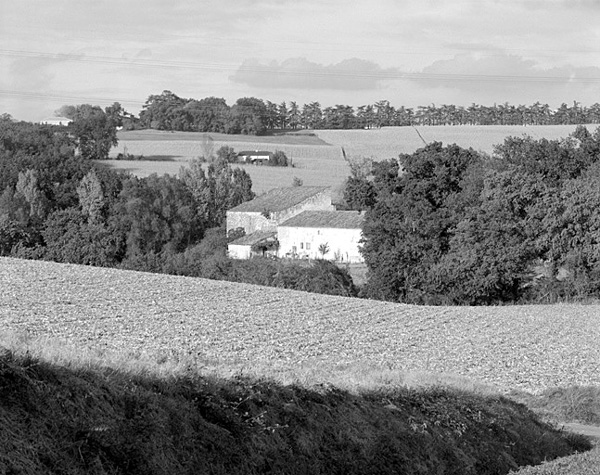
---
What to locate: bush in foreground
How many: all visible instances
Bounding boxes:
[0,350,592,475]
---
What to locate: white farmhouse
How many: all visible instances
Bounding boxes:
[278,210,365,263]
[227,186,333,259]
[227,186,365,262]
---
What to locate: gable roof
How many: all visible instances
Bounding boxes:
[279,210,365,229]
[228,186,330,213]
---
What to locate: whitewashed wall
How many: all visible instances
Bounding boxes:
[277,226,363,263]
[228,244,252,260]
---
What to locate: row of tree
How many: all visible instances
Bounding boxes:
[0,117,356,297]
[345,125,600,304]
[135,91,600,134]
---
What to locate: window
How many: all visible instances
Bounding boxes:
[292,246,297,253]
[300,242,304,249]
[305,242,311,250]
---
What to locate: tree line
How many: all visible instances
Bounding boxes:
[345,125,600,304]
[131,91,600,134]
[0,117,356,297]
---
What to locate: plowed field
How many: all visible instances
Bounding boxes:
[2,257,599,393]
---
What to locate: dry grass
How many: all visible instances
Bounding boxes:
[99,157,350,195]
[316,124,595,158]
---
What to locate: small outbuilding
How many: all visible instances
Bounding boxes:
[237,150,273,164]
[228,230,278,260]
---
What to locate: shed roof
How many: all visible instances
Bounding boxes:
[279,210,365,229]
[229,230,277,246]
[238,150,272,156]
[228,186,330,213]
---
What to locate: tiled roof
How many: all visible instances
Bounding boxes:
[229,186,330,213]
[229,230,277,246]
[279,211,365,229]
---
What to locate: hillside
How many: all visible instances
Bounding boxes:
[1,349,592,475]
[1,257,599,394]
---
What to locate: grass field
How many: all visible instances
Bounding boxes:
[104,124,596,194]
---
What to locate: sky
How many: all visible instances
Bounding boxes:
[1,0,600,122]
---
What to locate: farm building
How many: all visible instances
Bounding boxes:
[237,150,273,164]
[227,187,364,262]
[228,230,278,260]
[278,211,365,263]
[226,186,333,236]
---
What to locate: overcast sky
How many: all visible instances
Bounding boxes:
[2,0,600,122]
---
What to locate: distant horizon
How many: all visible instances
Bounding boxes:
[24,94,600,125]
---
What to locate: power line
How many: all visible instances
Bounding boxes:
[0,89,145,107]
[2,48,600,84]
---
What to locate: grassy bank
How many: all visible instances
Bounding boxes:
[0,349,592,475]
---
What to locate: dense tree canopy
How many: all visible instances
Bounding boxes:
[69,104,119,160]
[357,126,600,304]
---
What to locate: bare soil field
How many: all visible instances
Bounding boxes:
[2,257,599,394]
[104,125,596,194]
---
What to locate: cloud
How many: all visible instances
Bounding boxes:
[8,53,84,92]
[414,53,600,91]
[397,52,600,108]
[230,57,400,91]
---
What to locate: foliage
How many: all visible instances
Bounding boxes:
[228,97,268,135]
[69,104,119,160]
[538,173,600,298]
[110,174,203,262]
[216,145,238,163]
[318,242,330,257]
[42,208,124,266]
[128,91,600,134]
[361,142,482,302]
[179,158,254,229]
[359,127,600,304]
[77,169,104,223]
[268,150,288,167]
[0,350,592,475]
[427,170,548,305]
[231,258,358,297]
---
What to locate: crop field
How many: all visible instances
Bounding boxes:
[104,124,595,194]
[2,257,599,395]
[316,123,594,158]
